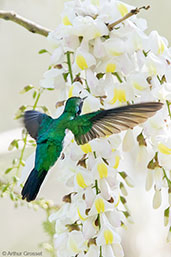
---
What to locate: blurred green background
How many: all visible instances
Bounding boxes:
[0,0,171,256]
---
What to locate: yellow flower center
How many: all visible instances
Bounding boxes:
[76,55,88,70]
[104,230,114,244]
[77,208,87,221]
[94,31,101,38]
[95,198,105,213]
[69,237,79,253]
[91,0,99,6]
[110,50,122,57]
[106,63,116,73]
[113,155,120,169]
[76,173,88,188]
[110,88,126,104]
[158,143,171,155]
[158,41,165,55]
[97,162,108,179]
[133,82,145,91]
[68,85,74,98]
[117,3,128,17]
[62,16,72,26]
[80,143,92,153]
[148,63,157,76]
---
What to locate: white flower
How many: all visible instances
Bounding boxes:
[122,129,136,152]
[82,216,97,240]
[89,194,114,216]
[39,68,65,90]
[74,167,93,190]
[103,38,125,57]
[145,170,154,191]
[157,135,171,170]
[142,52,167,77]
[54,231,86,257]
[72,16,108,41]
[153,188,162,209]
[96,215,124,256]
[73,44,96,73]
[144,30,169,57]
[50,46,64,65]
[35,0,171,253]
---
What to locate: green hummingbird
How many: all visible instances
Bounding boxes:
[21,97,163,201]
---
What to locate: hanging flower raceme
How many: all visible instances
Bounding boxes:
[32,0,171,255]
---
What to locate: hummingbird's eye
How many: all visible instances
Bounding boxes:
[76,102,83,116]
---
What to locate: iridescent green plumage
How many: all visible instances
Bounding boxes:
[21,97,163,201]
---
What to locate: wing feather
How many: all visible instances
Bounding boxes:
[24,110,52,140]
[69,102,163,145]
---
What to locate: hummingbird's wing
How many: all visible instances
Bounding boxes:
[70,102,163,145]
[23,110,53,140]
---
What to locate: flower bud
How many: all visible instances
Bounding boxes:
[153,189,162,209]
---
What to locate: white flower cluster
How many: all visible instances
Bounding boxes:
[39,0,171,255]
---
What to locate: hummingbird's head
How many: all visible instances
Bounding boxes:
[64,96,87,116]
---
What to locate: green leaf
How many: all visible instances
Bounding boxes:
[14,105,26,119]
[119,171,127,179]
[20,160,25,167]
[164,206,170,218]
[19,105,27,112]
[10,192,15,201]
[120,196,126,205]
[28,139,35,144]
[43,220,56,236]
[96,73,105,80]
[13,176,19,183]
[14,112,23,120]
[28,139,36,147]
[22,128,27,138]
[63,72,69,82]
[41,106,49,114]
[102,35,110,40]
[20,85,34,94]
[12,158,18,165]
[8,139,19,151]
[32,90,37,99]
[38,49,48,54]
[2,184,9,193]
[44,87,55,91]
[5,167,13,174]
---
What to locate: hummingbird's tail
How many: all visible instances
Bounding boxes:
[21,169,47,202]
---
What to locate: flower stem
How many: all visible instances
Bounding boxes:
[163,168,171,189]
[33,88,42,109]
[99,246,103,257]
[16,134,28,177]
[95,180,101,228]
[95,179,99,195]
[108,5,150,30]
[166,100,171,119]
[16,88,42,179]
[113,72,123,83]
[95,179,103,256]
[66,51,74,84]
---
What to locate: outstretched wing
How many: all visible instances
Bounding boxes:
[69,102,163,145]
[23,110,53,140]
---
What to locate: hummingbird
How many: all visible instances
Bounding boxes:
[21,97,163,201]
